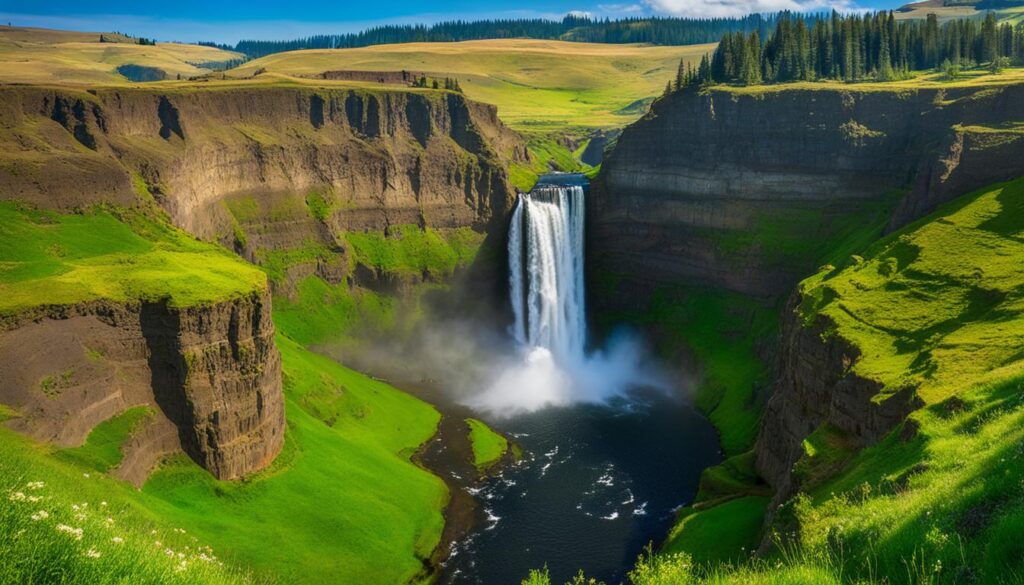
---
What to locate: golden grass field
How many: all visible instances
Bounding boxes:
[230,39,716,131]
[0,26,242,85]
[895,0,982,21]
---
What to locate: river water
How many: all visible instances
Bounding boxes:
[438,173,721,583]
[441,390,720,584]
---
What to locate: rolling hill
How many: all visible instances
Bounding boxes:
[228,39,714,133]
[0,26,243,85]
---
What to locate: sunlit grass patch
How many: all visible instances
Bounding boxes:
[57,407,154,472]
[0,203,267,317]
[139,336,447,584]
[0,430,253,585]
[466,418,508,472]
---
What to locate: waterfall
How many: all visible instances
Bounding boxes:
[470,178,657,416]
[508,185,586,363]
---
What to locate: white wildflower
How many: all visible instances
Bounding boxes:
[99,501,107,507]
[175,559,188,573]
[104,517,114,525]
[26,481,45,490]
[165,548,175,557]
[30,510,49,521]
[112,536,124,544]
[26,495,42,503]
[75,513,87,521]
[8,491,26,502]
[154,540,162,547]
[82,473,90,478]
[56,524,83,540]
[84,548,101,559]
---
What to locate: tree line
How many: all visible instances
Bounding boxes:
[218,13,793,59]
[672,11,1024,89]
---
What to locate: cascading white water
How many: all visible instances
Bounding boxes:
[508,185,587,362]
[469,178,661,416]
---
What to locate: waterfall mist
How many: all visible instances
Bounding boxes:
[466,182,667,417]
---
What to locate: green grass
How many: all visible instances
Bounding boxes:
[140,335,447,584]
[465,418,508,472]
[799,178,1024,405]
[0,203,267,318]
[0,428,254,585]
[0,404,16,422]
[0,321,448,585]
[662,496,770,564]
[272,275,413,346]
[640,177,1024,583]
[57,408,153,472]
[765,178,1024,582]
[346,224,484,278]
[509,135,593,191]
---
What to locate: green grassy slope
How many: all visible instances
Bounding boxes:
[606,178,1024,584]
[465,418,508,472]
[0,334,447,585]
[57,407,153,473]
[0,429,253,585]
[270,223,485,347]
[781,177,1024,581]
[142,335,446,584]
[0,203,267,318]
[0,199,451,584]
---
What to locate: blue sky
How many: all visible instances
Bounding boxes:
[0,0,901,44]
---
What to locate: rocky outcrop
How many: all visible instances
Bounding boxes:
[0,292,284,483]
[590,82,1024,301]
[0,85,524,240]
[753,293,923,502]
[589,81,1024,543]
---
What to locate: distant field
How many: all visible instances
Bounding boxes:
[0,26,242,84]
[895,0,981,20]
[230,39,715,132]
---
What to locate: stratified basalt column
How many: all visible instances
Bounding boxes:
[176,292,285,479]
[141,291,285,480]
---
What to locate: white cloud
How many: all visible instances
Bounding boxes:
[596,3,648,16]
[643,0,858,18]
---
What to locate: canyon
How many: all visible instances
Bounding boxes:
[589,80,1024,555]
[0,82,524,484]
[3,44,1024,582]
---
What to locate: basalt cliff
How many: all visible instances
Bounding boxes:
[589,81,1024,527]
[590,83,1024,301]
[0,83,524,482]
[0,84,522,240]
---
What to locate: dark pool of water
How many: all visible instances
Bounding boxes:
[440,390,721,585]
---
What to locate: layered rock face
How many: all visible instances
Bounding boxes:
[0,292,283,484]
[590,83,1024,301]
[0,85,523,239]
[0,83,521,483]
[754,294,922,502]
[590,81,1024,525]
